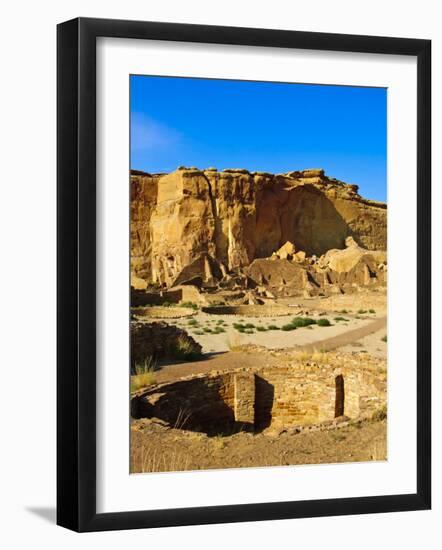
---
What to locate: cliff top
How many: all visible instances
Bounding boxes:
[130,167,386,209]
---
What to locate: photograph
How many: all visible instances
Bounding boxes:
[129,75,388,474]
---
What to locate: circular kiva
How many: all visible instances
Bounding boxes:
[131,306,196,319]
[131,363,386,436]
[201,304,294,317]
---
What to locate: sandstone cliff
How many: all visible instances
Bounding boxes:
[130,167,387,288]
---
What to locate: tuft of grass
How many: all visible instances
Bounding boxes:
[227,333,243,351]
[334,316,348,322]
[370,438,387,461]
[281,323,297,331]
[193,330,204,336]
[256,326,268,332]
[340,309,348,314]
[203,327,213,333]
[369,309,376,313]
[134,356,157,374]
[372,405,387,422]
[381,335,387,343]
[317,318,332,327]
[171,335,202,361]
[357,309,367,314]
[160,301,172,307]
[244,323,255,329]
[131,373,156,392]
[187,318,198,326]
[131,358,156,392]
[311,350,330,363]
[267,325,280,330]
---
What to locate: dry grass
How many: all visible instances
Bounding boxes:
[135,445,190,473]
[131,356,157,392]
[370,437,387,461]
[131,372,156,393]
[227,332,243,352]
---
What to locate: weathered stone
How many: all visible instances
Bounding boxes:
[131,168,387,287]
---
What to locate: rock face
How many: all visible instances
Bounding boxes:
[131,167,387,287]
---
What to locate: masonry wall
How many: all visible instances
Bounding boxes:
[131,363,386,434]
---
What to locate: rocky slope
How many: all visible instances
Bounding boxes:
[131,167,387,288]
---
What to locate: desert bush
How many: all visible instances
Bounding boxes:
[334,316,348,322]
[317,318,331,327]
[267,325,280,330]
[357,309,367,314]
[203,327,213,333]
[281,323,297,331]
[381,335,387,342]
[170,335,202,361]
[340,309,348,314]
[291,317,317,328]
[244,323,255,329]
[180,301,199,310]
[188,319,198,326]
[256,326,268,332]
[193,330,204,336]
[369,309,376,313]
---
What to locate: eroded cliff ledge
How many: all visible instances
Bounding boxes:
[131,167,386,288]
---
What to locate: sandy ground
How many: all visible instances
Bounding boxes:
[131,418,387,473]
[130,289,387,473]
[340,327,387,358]
[154,311,386,355]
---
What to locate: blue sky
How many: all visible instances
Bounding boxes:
[130,76,387,202]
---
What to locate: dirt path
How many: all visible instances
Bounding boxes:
[296,316,386,352]
[155,351,278,383]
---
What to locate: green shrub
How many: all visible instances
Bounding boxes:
[193,330,204,336]
[381,335,387,343]
[244,323,255,329]
[281,323,297,331]
[267,325,280,330]
[256,326,268,332]
[244,329,254,334]
[357,309,367,314]
[369,309,376,313]
[291,317,317,328]
[161,301,172,307]
[203,327,213,333]
[340,309,348,314]
[188,319,198,326]
[317,318,331,327]
[179,301,199,310]
[334,316,348,322]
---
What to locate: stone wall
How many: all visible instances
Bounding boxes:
[130,322,202,373]
[131,362,386,434]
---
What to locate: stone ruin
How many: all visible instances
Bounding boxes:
[131,362,386,436]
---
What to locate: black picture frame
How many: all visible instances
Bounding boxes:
[57,17,431,532]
